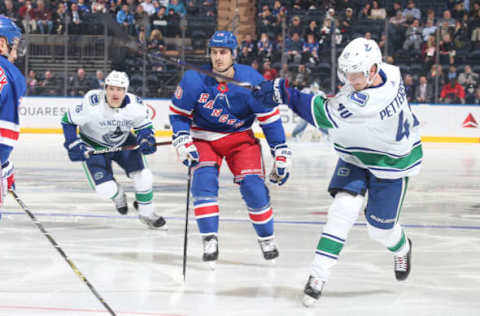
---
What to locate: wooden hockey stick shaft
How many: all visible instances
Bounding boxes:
[88,141,172,156]
[95,13,259,91]
[9,190,117,316]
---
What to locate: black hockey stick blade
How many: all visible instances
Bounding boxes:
[88,141,172,156]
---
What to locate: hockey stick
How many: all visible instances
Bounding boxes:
[9,190,117,316]
[95,13,259,90]
[182,166,192,281]
[88,141,172,156]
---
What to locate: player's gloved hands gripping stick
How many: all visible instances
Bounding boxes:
[270,144,292,186]
[173,132,199,167]
[136,128,157,155]
[253,78,290,108]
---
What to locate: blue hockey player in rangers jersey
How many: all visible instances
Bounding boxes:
[169,31,292,266]
[254,37,422,307]
[0,16,24,209]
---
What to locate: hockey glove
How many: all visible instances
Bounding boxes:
[269,144,292,186]
[253,78,290,108]
[0,160,15,207]
[64,139,89,162]
[136,128,157,155]
[172,132,199,167]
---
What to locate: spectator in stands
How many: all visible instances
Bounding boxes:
[470,2,480,19]
[257,32,273,60]
[440,76,465,104]
[358,3,371,19]
[289,15,304,37]
[404,74,416,102]
[117,4,135,36]
[34,0,53,34]
[453,19,468,49]
[451,1,466,20]
[134,4,151,36]
[415,75,433,103]
[470,8,480,45]
[304,20,319,41]
[27,70,38,95]
[447,65,457,81]
[52,2,67,34]
[108,0,120,17]
[238,46,254,66]
[403,19,423,51]
[458,64,479,96]
[279,63,294,83]
[402,0,421,23]
[422,18,437,41]
[422,35,436,68]
[70,68,91,96]
[258,5,276,36]
[272,0,286,19]
[167,0,186,16]
[386,1,402,18]
[158,0,170,8]
[293,64,310,88]
[438,10,456,28]
[69,3,84,34]
[142,0,157,16]
[240,34,257,57]
[390,9,407,26]
[151,6,168,35]
[340,7,355,42]
[285,32,303,64]
[262,58,277,80]
[466,87,480,104]
[90,70,105,90]
[148,29,166,54]
[39,70,61,96]
[427,64,446,88]
[302,33,319,65]
[369,1,386,20]
[166,8,181,37]
[0,0,20,26]
[19,0,37,33]
[439,33,456,65]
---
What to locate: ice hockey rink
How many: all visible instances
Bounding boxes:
[0,133,479,316]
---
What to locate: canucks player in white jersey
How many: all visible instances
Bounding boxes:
[61,71,166,229]
[254,37,422,307]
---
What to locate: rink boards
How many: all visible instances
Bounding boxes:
[18,97,480,143]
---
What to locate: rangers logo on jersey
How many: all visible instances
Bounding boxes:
[0,67,8,92]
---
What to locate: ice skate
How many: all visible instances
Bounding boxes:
[202,234,218,269]
[394,238,412,281]
[302,275,325,307]
[258,236,279,261]
[133,201,167,230]
[113,191,128,215]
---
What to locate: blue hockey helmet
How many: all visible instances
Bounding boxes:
[0,15,22,46]
[208,31,238,52]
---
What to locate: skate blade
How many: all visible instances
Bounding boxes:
[302,295,317,308]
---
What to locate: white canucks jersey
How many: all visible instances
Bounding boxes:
[64,89,152,149]
[310,63,422,179]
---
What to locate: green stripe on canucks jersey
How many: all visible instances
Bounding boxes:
[334,142,423,170]
[312,96,334,129]
[79,133,108,150]
[61,112,73,124]
[133,124,154,133]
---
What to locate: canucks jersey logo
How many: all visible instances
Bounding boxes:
[102,126,125,145]
[350,92,368,106]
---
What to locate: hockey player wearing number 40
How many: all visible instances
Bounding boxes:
[253,37,423,307]
[169,31,292,267]
[61,71,167,229]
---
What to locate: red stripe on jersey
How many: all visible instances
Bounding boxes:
[194,204,219,216]
[0,128,19,140]
[257,108,280,122]
[249,208,273,223]
[169,105,192,119]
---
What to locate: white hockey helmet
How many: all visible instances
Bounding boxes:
[105,71,129,91]
[337,37,382,84]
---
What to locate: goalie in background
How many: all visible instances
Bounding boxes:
[0,16,24,209]
[254,37,422,307]
[61,71,167,230]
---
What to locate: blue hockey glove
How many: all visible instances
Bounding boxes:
[254,78,290,108]
[172,132,199,167]
[269,144,292,186]
[64,139,89,162]
[136,128,157,155]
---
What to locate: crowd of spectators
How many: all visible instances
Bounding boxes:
[240,0,480,104]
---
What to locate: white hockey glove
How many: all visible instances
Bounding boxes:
[0,160,15,207]
[269,144,292,186]
[172,132,199,167]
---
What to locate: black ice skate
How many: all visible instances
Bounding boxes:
[133,201,167,230]
[114,191,128,215]
[303,275,325,307]
[394,238,412,281]
[202,234,219,266]
[257,236,279,260]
